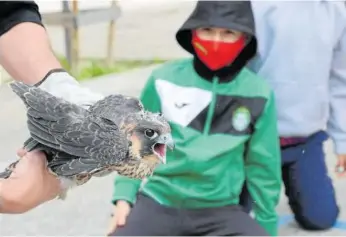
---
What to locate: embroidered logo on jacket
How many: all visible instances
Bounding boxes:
[232,106,251,132]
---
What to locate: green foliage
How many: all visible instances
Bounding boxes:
[58,56,71,71]
[56,56,166,81]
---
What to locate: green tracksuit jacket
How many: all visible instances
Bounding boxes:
[112,1,281,235]
[112,59,282,235]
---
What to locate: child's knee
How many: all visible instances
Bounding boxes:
[294,203,339,230]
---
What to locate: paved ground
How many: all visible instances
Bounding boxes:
[0,65,346,236]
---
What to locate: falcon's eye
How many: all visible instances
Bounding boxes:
[144,129,158,139]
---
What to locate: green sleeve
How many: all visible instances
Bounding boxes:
[245,91,282,236]
[111,74,161,205]
[111,176,142,205]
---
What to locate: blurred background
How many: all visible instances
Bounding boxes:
[0,0,193,83]
[0,1,345,236]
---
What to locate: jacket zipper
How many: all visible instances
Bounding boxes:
[203,76,218,135]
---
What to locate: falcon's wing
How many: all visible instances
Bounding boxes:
[10,82,128,166]
[89,94,144,124]
[90,94,144,113]
[48,151,107,177]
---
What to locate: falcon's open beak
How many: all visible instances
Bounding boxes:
[157,133,175,150]
[152,133,175,164]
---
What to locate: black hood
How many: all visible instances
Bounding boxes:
[176,1,257,82]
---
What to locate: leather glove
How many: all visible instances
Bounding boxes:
[35,69,104,108]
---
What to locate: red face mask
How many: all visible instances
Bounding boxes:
[191,31,246,71]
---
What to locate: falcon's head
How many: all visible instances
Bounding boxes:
[120,111,174,177]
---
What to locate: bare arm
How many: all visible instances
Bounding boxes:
[0,1,62,85]
[0,1,103,105]
[0,22,62,85]
[0,21,103,106]
[0,1,103,214]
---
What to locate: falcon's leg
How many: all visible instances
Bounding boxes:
[57,190,68,200]
[55,176,78,201]
[55,173,92,201]
[92,167,114,177]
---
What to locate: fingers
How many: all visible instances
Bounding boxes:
[106,201,131,235]
[335,164,345,174]
[3,149,59,213]
[116,200,131,226]
[26,150,47,159]
[24,150,48,168]
[16,148,27,158]
[336,165,346,178]
[107,214,118,236]
[335,156,346,178]
[116,211,127,227]
[25,151,61,201]
[10,150,48,180]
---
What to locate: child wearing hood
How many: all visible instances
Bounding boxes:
[108,1,281,236]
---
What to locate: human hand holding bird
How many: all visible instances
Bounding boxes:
[0,150,61,213]
[0,81,174,200]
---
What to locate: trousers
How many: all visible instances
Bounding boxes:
[240,131,339,230]
[110,193,269,236]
